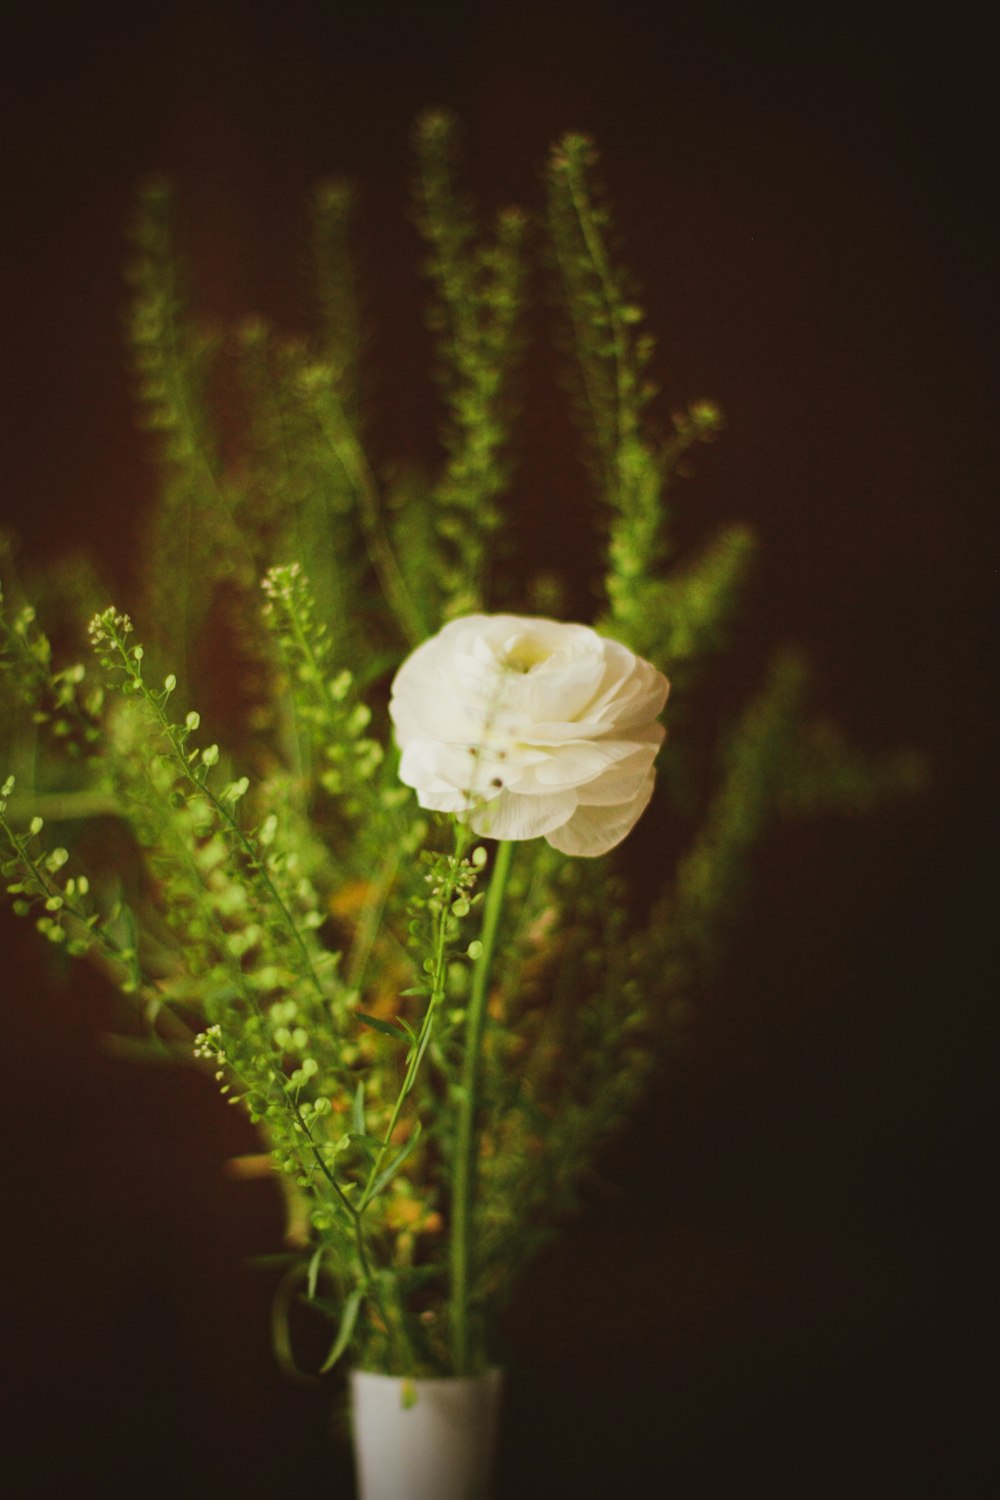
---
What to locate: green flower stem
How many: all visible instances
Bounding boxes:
[559,150,634,485]
[289,1097,414,1369]
[307,383,427,646]
[450,837,515,1374]
[356,822,471,1215]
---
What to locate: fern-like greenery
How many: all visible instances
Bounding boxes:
[0,114,922,1379]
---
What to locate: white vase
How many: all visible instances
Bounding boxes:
[350,1368,503,1500]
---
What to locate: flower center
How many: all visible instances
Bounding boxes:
[501,635,550,673]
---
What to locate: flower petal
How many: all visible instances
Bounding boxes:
[519,732,657,791]
[545,771,656,857]
[571,738,662,805]
[470,788,577,842]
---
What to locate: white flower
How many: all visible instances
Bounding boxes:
[389,613,669,857]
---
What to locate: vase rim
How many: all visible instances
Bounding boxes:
[351,1366,503,1385]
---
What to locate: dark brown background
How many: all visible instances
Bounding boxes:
[2,3,992,1495]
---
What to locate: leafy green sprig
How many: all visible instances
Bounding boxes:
[261,563,386,811]
[276,826,487,1376]
[412,109,527,619]
[546,134,742,688]
[0,583,103,756]
[294,363,428,647]
[237,326,362,656]
[127,182,252,672]
[1,776,142,986]
[312,180,364,425]
[88,607,336,1007]
[470,857,648,1293]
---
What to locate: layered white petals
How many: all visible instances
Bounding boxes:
[469,788,578,843]
[389,613,669,857]
[546,770,658,857]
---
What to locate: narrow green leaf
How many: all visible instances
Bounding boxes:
[348,1133,388,1151]
[352,1078,365,1137]
[306,1245,323,1302]
[308,1294,346,1319]
[270,1266,318,1385]
[355,1010,409,1040]
[369,1120,422,1202]
[318,1286,364,1374]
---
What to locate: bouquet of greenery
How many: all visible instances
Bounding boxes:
[0,113,919,1383]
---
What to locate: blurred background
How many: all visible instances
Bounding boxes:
[2,2,992,1494]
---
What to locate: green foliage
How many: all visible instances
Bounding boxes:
[261,562,385,811]
[0,120,923,1380]
[0,579,102,757]
[412,110,528,620]
[547,134,741,680]
[127,180,247,671]
[311,179,364,423]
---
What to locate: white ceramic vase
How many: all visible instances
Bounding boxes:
[350,1368,503,1500]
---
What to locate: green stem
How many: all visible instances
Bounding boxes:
[309,386,426,646]
[449,837,515,1374]
[562,157,635,480]
[357,822,471,1214]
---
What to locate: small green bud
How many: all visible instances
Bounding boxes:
[447,960,469,996]
[186,711,201,732]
